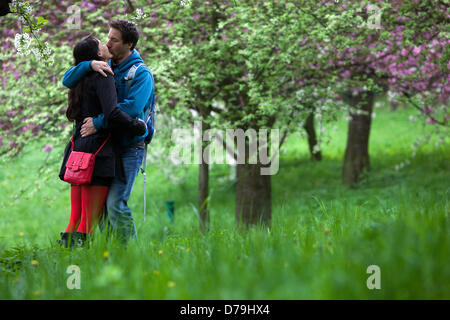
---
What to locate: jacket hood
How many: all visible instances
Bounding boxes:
[110,49,144,75]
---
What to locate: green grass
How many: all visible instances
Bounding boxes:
[0,105,449,299]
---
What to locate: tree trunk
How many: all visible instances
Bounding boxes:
[198,160,209,232]
[235,162,271,229]
[303,110,322,161]
[342,90,374,187]
[198,119,210,233]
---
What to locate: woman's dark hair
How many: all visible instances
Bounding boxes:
[110,20,139,51]
[66,35,102,121]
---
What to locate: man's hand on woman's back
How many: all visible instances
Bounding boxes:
[81,117,97,138]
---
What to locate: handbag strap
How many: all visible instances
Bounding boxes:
[94,133,111,156]
[71,122,111,156]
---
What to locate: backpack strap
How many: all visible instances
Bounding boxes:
[125,62,153,221]
[124,62,154,124]
[124,62,144,89]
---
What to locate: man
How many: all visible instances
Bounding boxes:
[63,20,155,243]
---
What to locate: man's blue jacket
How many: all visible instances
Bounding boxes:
[62,49,155,147]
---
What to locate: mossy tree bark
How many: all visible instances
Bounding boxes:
[342,90,375,187]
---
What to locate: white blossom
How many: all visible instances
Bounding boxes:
[180,0,192,8]
[132,8,147,21]
[14,33,32,56]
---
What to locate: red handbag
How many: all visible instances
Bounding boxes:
[64,124,110,185]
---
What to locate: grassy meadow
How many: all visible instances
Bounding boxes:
[0,104,449,299]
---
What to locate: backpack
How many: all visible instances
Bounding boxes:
[124,62,157,144]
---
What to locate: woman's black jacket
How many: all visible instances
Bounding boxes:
[59,72,145,185]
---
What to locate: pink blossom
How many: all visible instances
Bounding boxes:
[342,70,351,78]
[43,144,52,153]
[299,38,308,46]
[412,46,421,56]
[422,106,433,115]
[102,11,112,19]
[21,124,34,132]
[426,117,437,125]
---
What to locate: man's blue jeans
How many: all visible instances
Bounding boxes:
[99,146,144,243]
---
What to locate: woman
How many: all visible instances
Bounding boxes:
[58,35,146,248]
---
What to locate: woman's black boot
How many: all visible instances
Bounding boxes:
[73,232,88,248]
[57,232,73,248]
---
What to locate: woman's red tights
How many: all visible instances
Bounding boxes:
[65,185,109,234]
